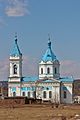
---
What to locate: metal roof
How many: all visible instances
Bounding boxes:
[41,40,57,62]
[10,38,22,57]
[59,77,74,82]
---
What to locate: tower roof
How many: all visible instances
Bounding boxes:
[10,35,22,56]
[41,38,57,62]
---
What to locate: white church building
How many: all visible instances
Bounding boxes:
[8,36,74,104]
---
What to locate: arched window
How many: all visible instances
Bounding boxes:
[49,91,52,98]
[33,91,36,98]
[22,92,25,96]
[13,64,17,74]
[27,92,30,98]
[43,91,46,98]
[55,68,57,74]
[13,92,16,97]
[41,68,43,74]
[64,91,67,99]
[47,67,50,74]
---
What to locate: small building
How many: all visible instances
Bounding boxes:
[73,79,80,103]
[8,36,74,104]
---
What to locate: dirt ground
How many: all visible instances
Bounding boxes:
[0,104,80,120]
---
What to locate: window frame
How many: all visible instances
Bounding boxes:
[64,91,67,99]
[49,91,52,98]
[33,91,36,98]
[47,67,50,74]
[43,91,46,98]
[13,91,16,97]
[41,68,43,74]
[54,67,57,74]
[13,64,17,74]
[22,92,25,96]
[27,91,30,98]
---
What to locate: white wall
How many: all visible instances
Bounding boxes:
[8,83,21,97]
[36,82,60,103]
[39,64,53,79]
[9,56,22,78]
[39,60,60,79]
[61,83,73,104]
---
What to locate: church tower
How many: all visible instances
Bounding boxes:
[39,37,60,80]
[8,35,22,97]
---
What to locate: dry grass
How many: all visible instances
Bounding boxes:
[0,104,80,120]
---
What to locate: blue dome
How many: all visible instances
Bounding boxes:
[10,37,22,57]
[41,40,57,62]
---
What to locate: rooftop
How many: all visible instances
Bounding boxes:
[59,77,74,82]
[22,76,38,82]
[10,35,22,57]
[41,40,57,62]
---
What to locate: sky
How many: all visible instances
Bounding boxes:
[0,0,80,80]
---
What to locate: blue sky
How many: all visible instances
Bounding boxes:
[0,0,80,80]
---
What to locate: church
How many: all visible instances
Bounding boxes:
[8,36,74,104]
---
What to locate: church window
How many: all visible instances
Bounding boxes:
[49,91,52,98]
[13,64,17,74]
[22,92,25,96]
[33,91,36,98]
[64,91,67,99]
[41,68,43,74]
[55,68,57,74]
[13,92,16,97]
[43,91,46,98]
[47,67,50,74]
[27,92,30,98]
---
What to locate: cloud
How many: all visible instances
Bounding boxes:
[5,0,29,17]
[60,60,80,79]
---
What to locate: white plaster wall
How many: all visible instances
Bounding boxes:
[51,86,60,103]
[39,60,60,79]
[36,87,42,99]
[39,64,54,79]
[61,83,73,104]
[9,56,22,97]
[53,63,60,79]
[10,62,22,77]
[21,83,36,98]
[36,83,60,103]
[8,83,21,97]
[8,78,21,82]
[9,56,22,78]
[8,87,12,97]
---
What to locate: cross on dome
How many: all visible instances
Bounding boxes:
[15,32,18,44]
[48,34,51,49]
[41,35,57,62]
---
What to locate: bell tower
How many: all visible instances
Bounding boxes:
[39,37,60,79]
[8,35,22,97]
